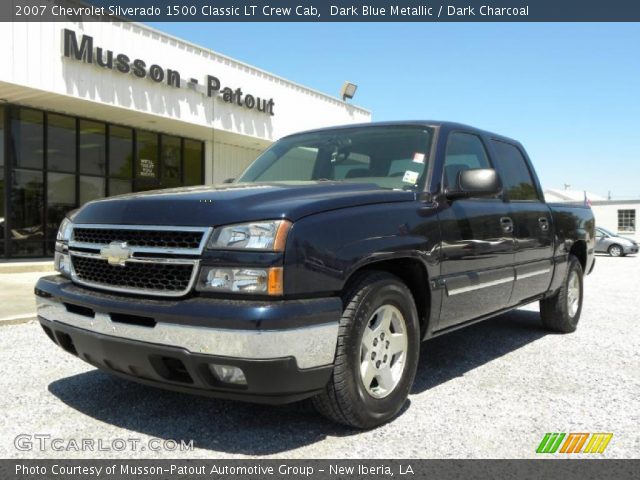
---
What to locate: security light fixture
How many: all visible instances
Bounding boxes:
[340,82,358,101]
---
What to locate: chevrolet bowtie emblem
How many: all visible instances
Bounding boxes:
[100,241,132,266]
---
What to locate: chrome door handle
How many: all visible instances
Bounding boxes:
[500,217,513,233]
[538,217,549,231]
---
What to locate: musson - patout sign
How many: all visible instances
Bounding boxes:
[62,28,276,116]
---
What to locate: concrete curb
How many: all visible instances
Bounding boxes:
[0,261,54,274]
[0,315,36,326]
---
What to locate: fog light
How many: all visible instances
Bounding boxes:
[209,364,247,385]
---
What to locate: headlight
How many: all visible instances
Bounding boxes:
[207,220,291,251]
[54,218,73,277]
[56,218,73,243]
[196,267,283,296]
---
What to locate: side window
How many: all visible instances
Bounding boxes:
[443,132,491,189]
[491,140,539,201]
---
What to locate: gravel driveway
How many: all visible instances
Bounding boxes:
[0,255,638,459]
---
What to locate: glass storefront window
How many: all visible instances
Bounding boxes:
[108,178,132,197]
[3,105,204,258]
[10,169,44,257]
[48,114,76,173]
[136,131,159,191]
[47,172,76,254]
[161,135,182,188]
[109,126,133,179]
[79,120,106,176]
[184,139,203,186]
[80,175,105,205]
[11,108,43,170]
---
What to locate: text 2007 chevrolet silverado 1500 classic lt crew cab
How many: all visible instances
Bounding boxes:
[36,122,595,428]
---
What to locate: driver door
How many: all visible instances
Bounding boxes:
[436,132,516,330]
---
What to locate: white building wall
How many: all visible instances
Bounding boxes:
[0,22,370,144]
[591,203,639,241]
[211,142,264,184]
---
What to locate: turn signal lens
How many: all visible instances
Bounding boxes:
[267,267,284,296]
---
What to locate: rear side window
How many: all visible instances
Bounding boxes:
[443,132,491,188]
[491,140,539,201]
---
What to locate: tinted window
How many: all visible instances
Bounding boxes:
[240,127,433,190]
[135,131,159,191]
[109,126,133,179]
[332,153,371,180]
[161,135,182,188]
[11,108,43,170]
[184,139,203,186]
[47,172,76,254]
[491,140,539,201]
[48,114,76,173]
[10,169,44,256]
[443,132,491,188]
[79,120,106,176]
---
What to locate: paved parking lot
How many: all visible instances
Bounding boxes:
[0,256,638,459]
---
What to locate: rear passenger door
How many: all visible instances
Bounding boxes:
[436,132,515,329]
[489,140,554,304]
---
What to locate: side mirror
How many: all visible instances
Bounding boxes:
[222,178,235,184]
[445,168,501,200]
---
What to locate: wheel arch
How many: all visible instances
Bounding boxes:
[570,240,588,271]
[342,257,431,338]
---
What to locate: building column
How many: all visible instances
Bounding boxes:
[204,140,214,185]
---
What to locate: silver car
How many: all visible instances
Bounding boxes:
[595,227,639,256]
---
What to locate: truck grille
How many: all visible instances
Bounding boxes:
[73,228,204,250]
[67,224,210,297]
[71,256,195,294]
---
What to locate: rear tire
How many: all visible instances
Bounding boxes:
[540,255,583,333]
[312,271,420,429]
[608,244,623,257]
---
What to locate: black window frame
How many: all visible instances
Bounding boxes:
[617,209,636,233]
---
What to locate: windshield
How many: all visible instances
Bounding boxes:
[238,126,433,190]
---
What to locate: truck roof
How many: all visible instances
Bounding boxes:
[286,120,521,146]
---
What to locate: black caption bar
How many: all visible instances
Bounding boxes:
[3,0,640,22]
[2,459,639,480]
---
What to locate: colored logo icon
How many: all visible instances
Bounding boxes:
[536,433,613,454]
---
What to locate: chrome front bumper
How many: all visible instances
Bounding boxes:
[36,293,340,370]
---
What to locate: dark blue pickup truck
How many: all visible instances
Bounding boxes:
[36,121,595,428]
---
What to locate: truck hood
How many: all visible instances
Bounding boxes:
[71,182,416,226]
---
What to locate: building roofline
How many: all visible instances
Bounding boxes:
[121,21,371,116]
[590,199,640,206]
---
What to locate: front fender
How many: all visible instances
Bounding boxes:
[283,202,440,297]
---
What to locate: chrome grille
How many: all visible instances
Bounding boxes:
[72,225,207,251]
[67,224,210,297]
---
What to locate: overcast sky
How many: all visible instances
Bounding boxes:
[150,22,640,199]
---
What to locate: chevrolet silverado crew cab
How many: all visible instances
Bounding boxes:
[36,122,595,428]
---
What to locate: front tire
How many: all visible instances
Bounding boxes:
[312,271,420,429]
[608,244,623,257]
[540,255,583,333]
